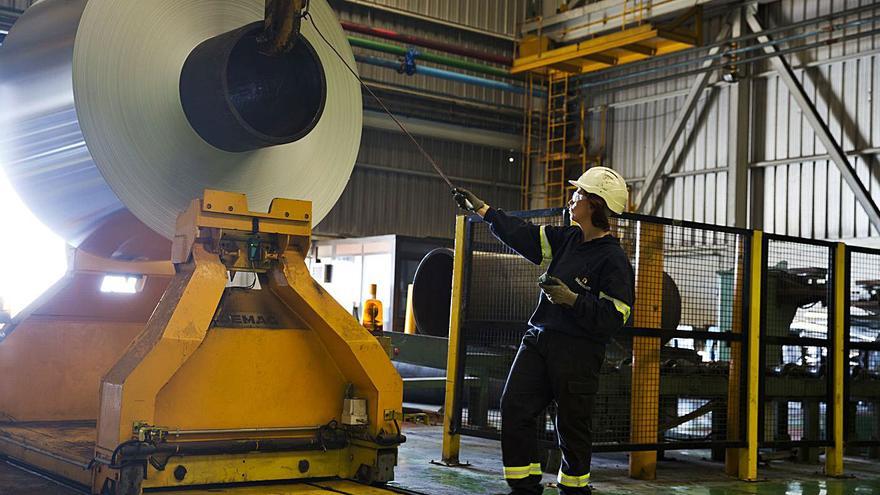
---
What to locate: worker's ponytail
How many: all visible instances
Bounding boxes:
[586,193,612,231]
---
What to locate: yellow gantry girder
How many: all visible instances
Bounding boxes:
[513,23,699,76]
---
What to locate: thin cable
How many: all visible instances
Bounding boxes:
[305,12,456,190]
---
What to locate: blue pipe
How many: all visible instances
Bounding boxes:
[355,54,543,96]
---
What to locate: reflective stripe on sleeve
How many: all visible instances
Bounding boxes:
[557,470,591,487]
[600,291,631,323]
[539,225,552,268]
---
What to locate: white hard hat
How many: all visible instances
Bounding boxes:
[568,166,628,214]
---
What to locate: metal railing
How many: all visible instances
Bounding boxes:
[440,209,873,477]
[845,247,880,455]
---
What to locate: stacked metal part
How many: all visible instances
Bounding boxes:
[0,0,362,254]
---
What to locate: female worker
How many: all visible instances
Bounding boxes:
[452,167,634,495]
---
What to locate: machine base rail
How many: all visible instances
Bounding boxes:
[1,456,91,494]
[1,456,432,495]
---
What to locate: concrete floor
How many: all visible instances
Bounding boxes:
[1,423,878,494]
[389,424,880,495]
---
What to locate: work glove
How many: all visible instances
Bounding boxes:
[539,275,579,308]
[452,188,485,212]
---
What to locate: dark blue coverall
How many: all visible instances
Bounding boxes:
[482,207,635,495]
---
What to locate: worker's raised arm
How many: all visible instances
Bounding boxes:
[452,188,564,265]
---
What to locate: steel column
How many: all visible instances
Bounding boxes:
[745,12,880,234]
[636,22,732,213]
[727,12,751,228]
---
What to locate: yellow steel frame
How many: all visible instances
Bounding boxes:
[737,230,762,481]
[0,189,403,493]
[441,215,467,465]
[513,24,698,75]
[92,190,403,491]
[96,241,230,454]
[629,222,663,479]
[825,242,846,476]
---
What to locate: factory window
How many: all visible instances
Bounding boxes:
[100,275,142,294]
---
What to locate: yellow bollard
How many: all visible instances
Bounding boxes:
[441,216,466,465]
[736,231,763,481]
[825,243,846,476]
[404,284,416,335]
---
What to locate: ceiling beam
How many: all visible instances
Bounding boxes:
[582,53,618,66]
[620,43,656,56]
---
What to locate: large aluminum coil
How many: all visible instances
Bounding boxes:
[0,0,362,250]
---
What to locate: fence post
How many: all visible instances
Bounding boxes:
[725,235,747,475]
[629,221,663,480]
[737,230,762,481]
[441,215,467,465]
[825,242,846,476]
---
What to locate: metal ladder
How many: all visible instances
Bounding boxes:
[543,73,588,208]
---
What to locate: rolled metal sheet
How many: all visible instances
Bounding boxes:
[0,0,361,247]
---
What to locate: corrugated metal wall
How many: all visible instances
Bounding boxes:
[319,0,526,239]
[755,0,880,240]
[315,129,521,238]
[337,0,524,37]
[582,1,880,241]
[0,0,31,34]
[604,81,732,226]
[0,1,30,12]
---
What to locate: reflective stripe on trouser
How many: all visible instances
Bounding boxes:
[558,470,590,488]
[503,463,543,479]
[500,329,604,495]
